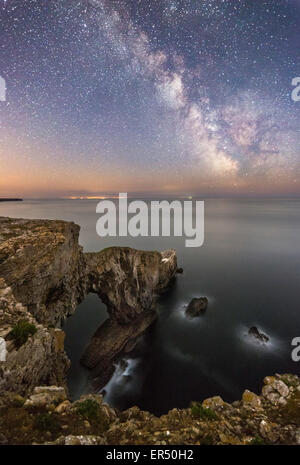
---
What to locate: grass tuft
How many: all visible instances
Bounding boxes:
[190,402,218,421]
[33,413,60,434]
[9,320,37,348]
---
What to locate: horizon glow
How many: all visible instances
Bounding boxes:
[0,0,300,198]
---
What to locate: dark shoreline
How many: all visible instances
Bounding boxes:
[0,198,23,202]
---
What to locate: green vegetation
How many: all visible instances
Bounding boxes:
[33,413,60,434]
[250,435,266,445]
[12,396,25,408]
[200,434,214,445]
[76,399,108,430]
[9,320,37,348]
[190,402,218,421]
[280,391,300,426]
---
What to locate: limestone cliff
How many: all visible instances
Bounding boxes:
[0,216,177,395]
[0,218,86,327]
[1,216,299,446]
[81,247,177,377]
[86,247,177,325]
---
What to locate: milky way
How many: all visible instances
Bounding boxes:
[0,0,299,197]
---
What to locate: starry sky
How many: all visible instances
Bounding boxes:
[0,0,300,198]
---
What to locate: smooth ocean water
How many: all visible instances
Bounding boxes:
[1,198,300,415]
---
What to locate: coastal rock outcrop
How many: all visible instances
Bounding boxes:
[85,247,177,325]
[0,373,299,445]
[0,216,177,395]
[1,217,300,446]
[0,278,69,395]
[0,217,86,327]
[248,326,269,343]
[81,247,177,379]
[185,297,208,318]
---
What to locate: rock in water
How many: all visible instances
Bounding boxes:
[185,297,208,318]
[248,326,269,343]
[85,247,177,325]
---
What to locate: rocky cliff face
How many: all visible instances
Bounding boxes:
[0,278,69,395]
[0,218,86,327]
[86,247,177,325]
[0,216,177,395]
[81,247,177,379]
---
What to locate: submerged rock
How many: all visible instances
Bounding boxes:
[248,326,269,343]
[185,297,208,318]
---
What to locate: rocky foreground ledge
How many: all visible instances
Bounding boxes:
[0,217,299,445]
[0,374,299,445]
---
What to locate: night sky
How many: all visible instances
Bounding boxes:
[0,0,299,197]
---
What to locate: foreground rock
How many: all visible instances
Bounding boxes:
[0,217,177,395]
[249,326,269,343]
[0,279,69,395]
[185,297,208,318]
[0,374,299,445]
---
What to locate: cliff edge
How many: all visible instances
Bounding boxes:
[0,216,177,394]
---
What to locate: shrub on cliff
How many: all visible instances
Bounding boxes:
[9,320,37,348]
[190,402,218,421]
[33,413,60,434]
[76,399,108,430]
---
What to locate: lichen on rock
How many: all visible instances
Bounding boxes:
[0,374,300,445]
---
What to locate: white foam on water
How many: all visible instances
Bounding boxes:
[236,324,283,353]
[102,357,141,405]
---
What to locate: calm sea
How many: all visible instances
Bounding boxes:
[1,198,300,415]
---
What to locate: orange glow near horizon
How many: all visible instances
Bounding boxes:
[1,138,299,199]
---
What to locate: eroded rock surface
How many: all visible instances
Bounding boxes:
[0,216,177,395]
[0,278,69,395]
[86,247,177,325]
[81,247,177,378]
[0,217,86,327]
[0,374,299,445]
